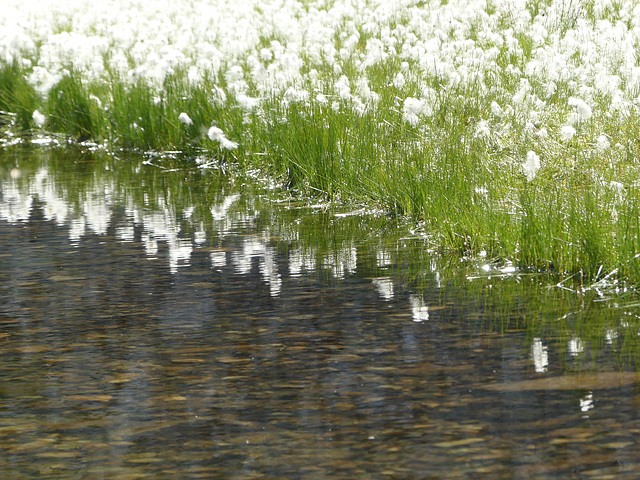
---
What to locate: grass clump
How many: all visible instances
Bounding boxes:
[46,71,98,141]
[0,62,39,134]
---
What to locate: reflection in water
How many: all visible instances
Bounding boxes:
[531,338,549,373]
[0,149,635,373]
[581,392,594,414]
[569,336,585,357]
[409,294,430,323]
[1,147,640,478]
[2,164,271,279]
[372,277,394,301]
[289,247,316,277]
[0,155,416,302]
[1,161,365,294]
[233,236,282,296]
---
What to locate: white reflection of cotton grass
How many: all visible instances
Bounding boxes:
[233,238,261,274]
[230,237,281,295]
[211,194,240,221]
[0,167,265,278]
[531,338,548,373]
[0,181,33,223]
[35,169,70,224]
[68,217,86,244]
[409,294,429,322]
[568,337,585,356]
[142,233,159,258]
[182,207,194,219]
[289,248,316,277]
[168,238,193,274]
[580,392,594,413]
[376,249,392,268]
[323,244,357,279]
[210,251,227,268]
[193,230,206,245]
[116,224,135,242]
[372,277,394,301]
[260,253,281,297]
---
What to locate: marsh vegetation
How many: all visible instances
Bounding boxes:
[4,0,640,284]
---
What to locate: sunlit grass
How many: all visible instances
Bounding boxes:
[0,61,39,134]
[2,0,640,285]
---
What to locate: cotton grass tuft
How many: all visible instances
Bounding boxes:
[523,151,541,181]
[560,125,577,142]
[178,112,193,125]
[207,126,238,150]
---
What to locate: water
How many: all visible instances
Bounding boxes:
[1,146,640,479]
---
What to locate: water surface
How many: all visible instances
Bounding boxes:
[1,147,639,479]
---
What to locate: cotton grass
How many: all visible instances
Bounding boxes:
[3,0,640,284]
[178,112,192,126]
[522,151,541,182]
[32,109,45,127]
[207,126,238,151]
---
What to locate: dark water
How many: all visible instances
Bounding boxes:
[1,147,640,479]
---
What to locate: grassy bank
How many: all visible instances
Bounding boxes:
[2,0,640,286]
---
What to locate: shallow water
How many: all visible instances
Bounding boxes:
[1,147,640,479]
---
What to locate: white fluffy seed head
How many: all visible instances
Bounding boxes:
[207,126,238,150]
[475,120,490,137]
[32,110,46,128]
[596,134,610,151]
[178,112,193,125]
[522,151,541,181]
[402,97,431,126]
[560,125,577,142]
[490,101,503,117]
[568,97,592,121]
[207,126,224,142]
